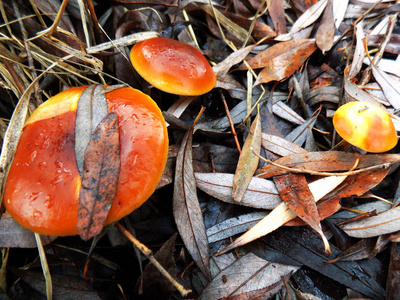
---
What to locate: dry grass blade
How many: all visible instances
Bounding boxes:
[35,233,52,300]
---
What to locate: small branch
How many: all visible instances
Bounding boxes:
[221,92,241,153]
[116,223,192,298]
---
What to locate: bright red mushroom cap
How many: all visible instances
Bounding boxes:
[3,86,169,236]
[130,37,216,96]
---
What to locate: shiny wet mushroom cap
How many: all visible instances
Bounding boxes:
[130,37,216,96]
[333,101,397,153]
[3,86,169,236]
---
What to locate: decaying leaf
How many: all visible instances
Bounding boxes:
[75,85,108,178]
[370,59,400,110]
[275,0,328,41]
[218,175,347,255]
[348,22,366,79]
[285,108,319,146]
[261,132,307,156]
[274,173,331,253]
[196,172,282,210]
[316,0,334,53]
[343,65,383,107]
[256,151,400,178]
[251,40,318,85]
[232,111,262,202]
[386,243,400,300]
[262,226,386,300]
[207,211,268,243]
[173,109,211,279]
[0,216,56,248]
[342,206,400,238]
[76,113,120,241]
[199,252,298,300]
[237,40,317,82]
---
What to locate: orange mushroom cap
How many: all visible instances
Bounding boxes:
[3,86,169,236]
[333,101,397,153]
[130,37,216,96]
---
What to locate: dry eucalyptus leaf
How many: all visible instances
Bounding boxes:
[285,109,319,146]
[199,252,298,300]
[232,112,262,202]
[207,211,268,243]
[195,172,282,210]
[275,0,328,41]
[256,151,400,178]
[76,113,120,241]
[218,175,347,255]
[348,22,366,79]
[173,111,211,279]
[370,62,400,110]
[0,216,56,248]
[75,85,108,178]
[342,206,400,238]
[261,133,307,157]
[316,0,335,53]
[343,65,383,107]
[274,173,330,253]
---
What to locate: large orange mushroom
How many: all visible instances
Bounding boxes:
[3,86,168,236]
[130,37,216,96]
[333,101,397,153]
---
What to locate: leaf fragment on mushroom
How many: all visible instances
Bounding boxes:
[76,113,120,240]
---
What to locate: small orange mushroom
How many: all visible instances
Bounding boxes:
[3,86,168,236]
[130,37,216,96]
[333,101,397,153]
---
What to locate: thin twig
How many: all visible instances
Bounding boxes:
[116,223,192,298]
[221,92,241,153]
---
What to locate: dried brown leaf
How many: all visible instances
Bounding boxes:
[344,65,384,107]
[218,175,347,255]
[274,173,330,253]
[232,112,262,202]
[275,0,328,41]
[343,206,400,238]
[173,110,211,279]
[0,216,56,248]
[195,172,281,210]
[370,61,400,110]
[199,253,298,300]
[212,45,255,76]
[76,113,120,241]
[386,243,400,300]
[348,22,366,79]
[256,151,400,178]
[268,0,287,35]
[261,133,307,156]
[75,85,108,177]
[238,40,317,85]
[316,0,335,53]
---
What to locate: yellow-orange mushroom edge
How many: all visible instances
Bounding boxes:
[333,101,397,153]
